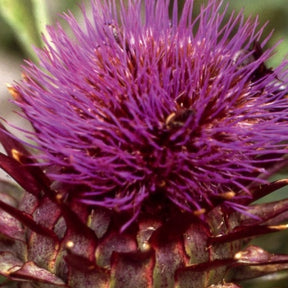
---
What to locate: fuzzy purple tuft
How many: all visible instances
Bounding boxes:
[12,0,288,221]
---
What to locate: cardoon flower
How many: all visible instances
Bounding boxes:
[1,0,288,287]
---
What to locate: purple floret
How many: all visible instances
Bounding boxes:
[12,0,288,220]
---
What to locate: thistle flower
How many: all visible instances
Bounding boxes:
[1,0,288,287]
[9,0,288,223]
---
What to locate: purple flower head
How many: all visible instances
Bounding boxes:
[12,0,288,223]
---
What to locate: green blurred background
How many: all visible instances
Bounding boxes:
[0,1,288,287]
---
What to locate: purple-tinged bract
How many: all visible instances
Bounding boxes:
[12,0,288,221]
